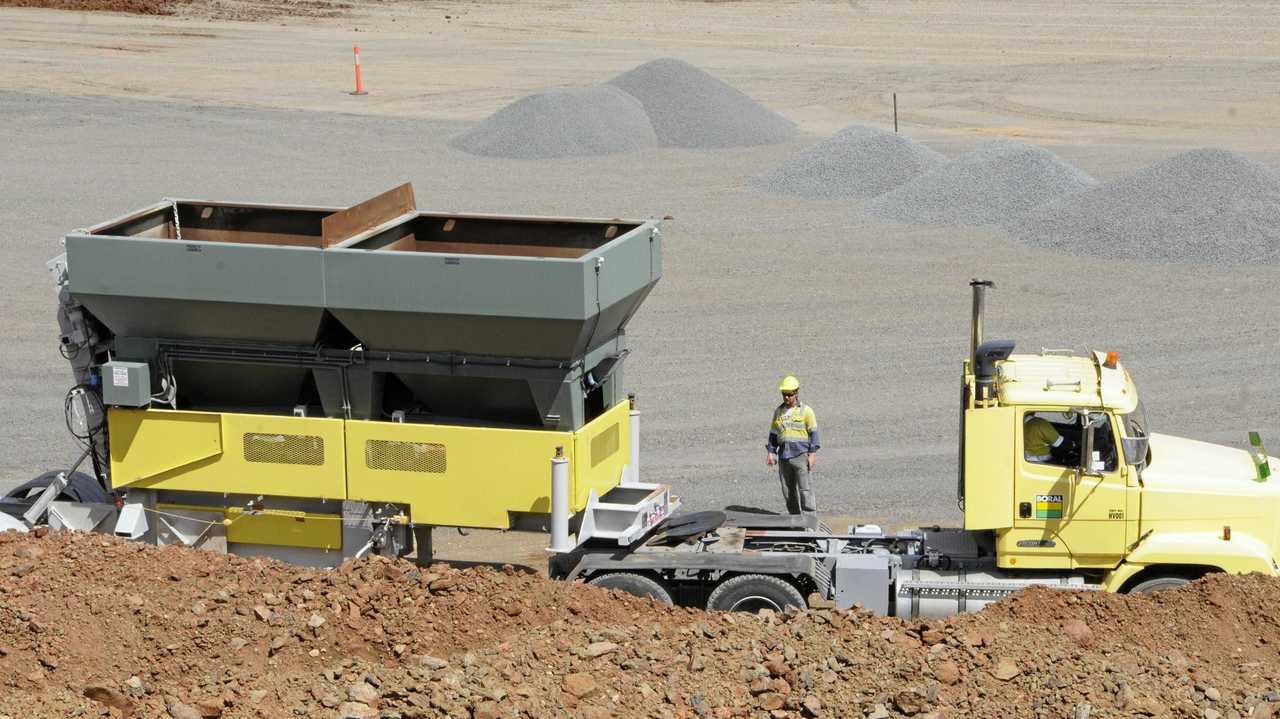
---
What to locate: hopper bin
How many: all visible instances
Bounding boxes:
[60,190,663,430]
[325,211,661,428]
[64,200,335,410]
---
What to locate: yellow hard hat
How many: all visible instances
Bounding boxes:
[778,375,800,393]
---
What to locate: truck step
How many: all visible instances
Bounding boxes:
[576,482,680,547]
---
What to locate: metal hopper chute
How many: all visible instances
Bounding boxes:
[58,185,662,431]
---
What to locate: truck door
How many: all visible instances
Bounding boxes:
[1001,409,1128,569]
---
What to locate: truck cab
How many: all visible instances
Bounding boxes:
[962,286,1280,592]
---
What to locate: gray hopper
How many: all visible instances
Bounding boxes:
[64,199,663,429]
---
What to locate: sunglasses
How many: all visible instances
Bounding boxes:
[781,391,797,398]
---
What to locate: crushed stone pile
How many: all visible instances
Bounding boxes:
[1011,147,1280,264]
[449,85,658,160]
[5,532,1280,719]
[752,124,946,200]
[607,58,797,149]
[865,139,1097,226]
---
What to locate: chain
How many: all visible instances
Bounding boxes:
[169,199,183,241]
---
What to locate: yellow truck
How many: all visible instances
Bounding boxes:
[551,279,1280,615]
[958,280,1278,593]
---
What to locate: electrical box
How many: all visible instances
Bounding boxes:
[101,361,151,407]
[834,553,893,614]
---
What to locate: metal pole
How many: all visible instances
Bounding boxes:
[893,93,898,133]
[550,446,572,552]
[625,393,640,486]
[22,447,91,527]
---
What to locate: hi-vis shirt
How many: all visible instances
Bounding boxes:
[767,403,821,460]
[1024,416,1063,462]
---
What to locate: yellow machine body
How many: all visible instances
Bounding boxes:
[345,399,630,527]
[107,400,631,530]
[108,409,347,499]
[152,503,344,550]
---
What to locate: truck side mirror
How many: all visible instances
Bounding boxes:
[1121,436,1149,469]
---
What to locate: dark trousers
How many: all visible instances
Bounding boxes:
[779,455,817,517]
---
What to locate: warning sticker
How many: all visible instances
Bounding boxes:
[1034,494,1064,519]
[112,366,129,388]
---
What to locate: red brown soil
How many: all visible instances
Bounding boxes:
[0,0,190,14]
[0,0,351,20]
[3,530,1280,718]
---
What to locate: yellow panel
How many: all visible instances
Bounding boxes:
[573,401,631,509]
[345,416,574,529]
[224,507,343,550]
[345,401,631,529]
[109,408,346,500]
[963,406,1016,530]
[108,408,222,488]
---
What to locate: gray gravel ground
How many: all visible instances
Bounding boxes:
[607,58,796,149]
[751,124,946,200]
[4,92,1280,527]
[866,139,1097,227]
[449,85,657,160]
[1011,148,1280,264]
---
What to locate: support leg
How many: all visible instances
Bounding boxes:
[413,525,434,567]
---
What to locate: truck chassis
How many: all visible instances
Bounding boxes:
[551,510,1096,618]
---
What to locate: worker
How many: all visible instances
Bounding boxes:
[766,375,820,517]
[1024,415,1065,464]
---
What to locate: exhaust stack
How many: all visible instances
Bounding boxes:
[968,280,1015,403]
[970,279,994,373]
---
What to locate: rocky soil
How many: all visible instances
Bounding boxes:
[0,0,350,20]
[3,531,1280,718]
[0,0,188,13]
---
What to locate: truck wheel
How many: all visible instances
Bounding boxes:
[706,574,805,613]
[1129,576,1190,594]
[588,573,673,604]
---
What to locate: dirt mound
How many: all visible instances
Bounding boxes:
[450,85,658,160]
[0,0,350,19]
[1011,147,1280,264]
[865,139,1097,226]
[0,0,188,13]
[607,58,797,149]
[4,531,1280,718]
[752,124,946,200]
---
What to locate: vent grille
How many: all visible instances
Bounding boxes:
[590,424,620,467]
[365,439,446,473]
[243,433,324,466]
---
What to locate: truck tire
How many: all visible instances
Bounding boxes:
[588,573,673,604]
[1129,576,1190,594]
[706,574,806,613]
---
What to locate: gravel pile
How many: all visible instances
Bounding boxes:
[608,58,797,148]
[865,139,1096,226]
[449,85,657,159]
[752,124,946,199]
[1011,148,1280,264]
